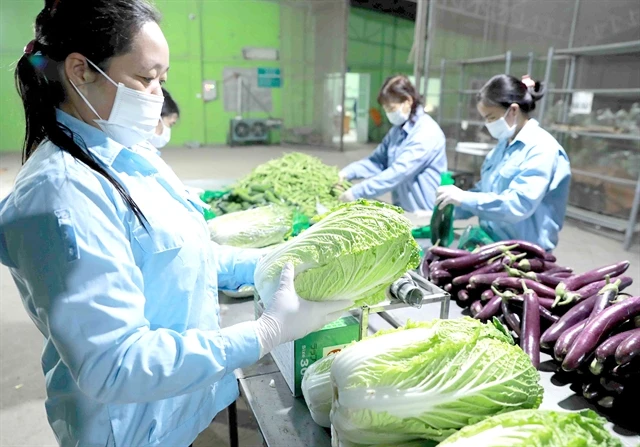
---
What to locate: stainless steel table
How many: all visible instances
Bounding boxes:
[233,354,331,447]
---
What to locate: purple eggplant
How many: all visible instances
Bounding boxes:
[492,277,556,299]
[505,295,558,323]
[429,246,469,259]
[555,276,633,307]
[470,301,484,317]
[557,261,630,294]
[478,239,547,259]
[457,289,470,303]
[470,272,510,286]
[590,329,640,375]
[599,377,625,395]
[546,266,574,275]
[475,295,501,321]
[611,358,640,378]
[452,260,503,286]
[504,266,565,289]
[502,299,522,338]
[562,296,640,371]
[481,289,495,302]
[553,272,573,279]
[420,257,431,279]
[531,272,567,289]
[615,331,640,365]
[544,252,557,263]
[521,284,541,368]
[541,295,597,348]
[583,279,621,326]
[554,321,587,361]
[438,244,518,271]
[515,258,545,272]
[429,269,452,284]
[443,283,453,293]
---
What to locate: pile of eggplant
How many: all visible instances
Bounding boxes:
[421,240,639,409]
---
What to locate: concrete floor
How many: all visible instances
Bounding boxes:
[0,145,639,446]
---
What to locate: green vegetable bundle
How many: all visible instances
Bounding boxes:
[209,152,350,218]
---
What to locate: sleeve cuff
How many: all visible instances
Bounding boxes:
[349,183,365,199]
[460,191,479,212]
[220,321,261,372]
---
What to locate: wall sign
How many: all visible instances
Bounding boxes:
[257,67,282,88]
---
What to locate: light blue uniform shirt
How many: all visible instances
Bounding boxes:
[0,110,261,446]
[341,109,447,212]
[456,119,571,251]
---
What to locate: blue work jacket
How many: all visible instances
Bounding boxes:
[0,110,261,446]
[342,109,447,212]
[456,119,571,251]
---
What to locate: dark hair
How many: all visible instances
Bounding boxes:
[377,75,422,117]
[477,74,545,114]
[161,87,179,118]
[15,0,161,227]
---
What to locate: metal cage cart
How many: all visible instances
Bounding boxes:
[538,40,640,250]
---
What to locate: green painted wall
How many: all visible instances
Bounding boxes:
[0,0,282,151]
[0,1,42,152]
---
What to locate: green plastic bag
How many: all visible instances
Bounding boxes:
[458,225,496,251]
[291,210,310,237]
[200,189,229,203]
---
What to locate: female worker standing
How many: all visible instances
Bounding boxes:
[0,1,349,446]
[148,87,180,148]
[436,75,571,251]
[339,75,447,212]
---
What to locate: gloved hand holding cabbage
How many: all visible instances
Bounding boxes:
[254,200,421,309]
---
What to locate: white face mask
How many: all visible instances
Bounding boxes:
[485,107,516,140]
[149,120,171,148]
[69,59,164,148]
[385,104,411,126]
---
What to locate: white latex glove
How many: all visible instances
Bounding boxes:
[338,170,347,182]
[435,185,465,209]
[255,263,353,358]
[339,189,356,203]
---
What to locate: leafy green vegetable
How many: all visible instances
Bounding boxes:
[207,205,294,248]
[301,354,336,428]
[231,152,350,217]
[437,409,622,447]
[254,200,420,307]
[330,318,543,445]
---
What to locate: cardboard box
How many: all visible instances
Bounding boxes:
[254,296,360,396]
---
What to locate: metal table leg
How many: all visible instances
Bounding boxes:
[228,400,239,447]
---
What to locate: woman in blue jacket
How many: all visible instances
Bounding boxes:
[0,1,349,446]
[436,75,571,251]
[339,75,447,212]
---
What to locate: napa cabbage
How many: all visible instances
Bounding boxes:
[437,409,622,447]
[254,200,420,307]
[330,318,543,445]
[301,353,336,428]
[207,205,293,248]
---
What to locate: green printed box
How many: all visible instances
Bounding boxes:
[254,296,360,396]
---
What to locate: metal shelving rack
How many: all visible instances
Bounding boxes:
[438,51,535,125]
[539,40,640,250]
